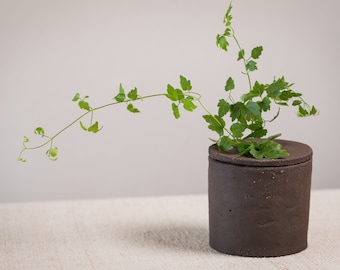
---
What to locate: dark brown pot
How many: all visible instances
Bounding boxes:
[208,139,313,257]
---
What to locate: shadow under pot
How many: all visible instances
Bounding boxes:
[208,139,313,257]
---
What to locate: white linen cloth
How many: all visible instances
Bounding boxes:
[1,189,339,269]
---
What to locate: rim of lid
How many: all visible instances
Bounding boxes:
[209,139,313,167]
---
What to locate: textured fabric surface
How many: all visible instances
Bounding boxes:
[0,189,339,270]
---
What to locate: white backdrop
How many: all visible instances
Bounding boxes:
[1,0,339,202]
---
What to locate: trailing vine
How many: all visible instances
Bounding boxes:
[18,3,317,162]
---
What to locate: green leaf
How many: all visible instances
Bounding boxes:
[250,140,289,159]
[127,88,138,100]
[236,141,254,156]
[246,60,257,71]
[166,84,176,100]
[217,136,233,151]
[310,105,318,115]
[166,84,184,101]
[88,121,102,133]
[252,81,265,97]
[258,97,271,111]
[245,101,261,119]
[180,75,192,91]
[171,103,180,119]
[225,77,235,91]
[292,100,302,106]
[34,127,45,136]
[251,46,263,59]
[279,90,295,101]
[297,105,308,117]
[72,93,80,102]
[24,136,30,143]
[49,147,58,157]
[46,147,58,161]
[182,97,197,112]
[78,100,91,111]
[203,115,225,136]
[242,81,265,101]
[127,103,140,113]
[246,127,268,139]
[114,83,126,102]
[230,102,244,122]
[230,122,246,138]
[223,3,233,26]
[266,77,289,98]
[217,99,230,117]
[79,121,88,131]
[223,28,231,36]
[237,49,245,61]
[216,35,229,51]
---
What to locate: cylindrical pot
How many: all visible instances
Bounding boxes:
[208,139,313,257]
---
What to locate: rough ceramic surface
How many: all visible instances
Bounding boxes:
[208,140,313,257]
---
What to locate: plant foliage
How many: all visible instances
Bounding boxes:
[18,3,317,162]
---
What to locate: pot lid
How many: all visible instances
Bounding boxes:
[209,139,313,167]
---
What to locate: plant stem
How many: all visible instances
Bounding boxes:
[18,93,169,160]
[231,27,252,91]
[195,97,233,138]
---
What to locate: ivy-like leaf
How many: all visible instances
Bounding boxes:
[217,136,233,151]
[251,46,263,59]
[297,105,308,117]
[180,75,192,91]
[166,84,184,101]
[237,49,245,61]
[182,97,197,112]
[224,28,231,36]
[127,103,140,113]
[78,100,90,111]
[258,97,271,112]
[225,77,235,91]
[203,115,225,136]
[310,105,318,115]
[230,102,244,122]
[127,88,138,100]
[292,100,302,106]
[171,103,180,119]
[216,35,229,51]
[223,3,233,27]
[250,140,289,159]
[245,101,261,119]
[79,121,88,131]
[230,122,246,138]
[46,147,58,161]
[166,84,176,100]
[245,127,267,139]
[246,60,257,71]
[114,83,126,102]
[88,121,102,133]
[72,93,80,102]
[236,141,254,156]
[34,127,45,136]
[266,77,289,98]
[217,99,230,117]
[242,81,265,102]
[279,90,301,101]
